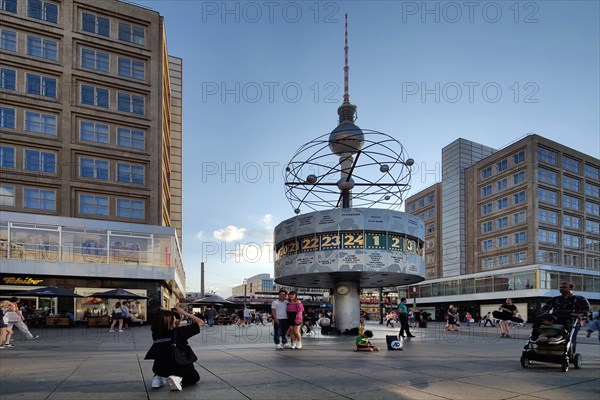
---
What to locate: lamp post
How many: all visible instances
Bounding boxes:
[243,278,247,308]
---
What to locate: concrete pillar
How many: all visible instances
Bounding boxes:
[333,282,360,332]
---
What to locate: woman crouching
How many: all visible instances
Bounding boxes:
[145,307,205,391]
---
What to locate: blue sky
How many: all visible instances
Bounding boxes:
[135,1,600,297]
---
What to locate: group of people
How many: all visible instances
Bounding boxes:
[109,300,143,332]
[271,289,305,350]
[0,297,40,348]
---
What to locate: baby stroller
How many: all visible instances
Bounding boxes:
[520,314,582,372]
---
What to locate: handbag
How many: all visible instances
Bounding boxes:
[3,311,21,323]
[171,329,198,365]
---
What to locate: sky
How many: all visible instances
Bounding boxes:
[134,0,600,298]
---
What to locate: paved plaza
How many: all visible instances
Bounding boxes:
[0,321,598,400]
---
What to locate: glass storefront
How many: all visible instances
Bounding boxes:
[74,287,147,321]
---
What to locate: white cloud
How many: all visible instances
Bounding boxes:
[195,231,206,240]
[225,242,274,264]
[261,213,273,228]
[213,225,246,242]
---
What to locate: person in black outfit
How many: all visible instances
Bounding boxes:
[397,297,415,338]
[145,307,205,391]
[496,298,518,338]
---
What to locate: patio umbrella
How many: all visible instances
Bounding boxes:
[89,288,148,299]
[188,294,233,306]
[12,286,83,298]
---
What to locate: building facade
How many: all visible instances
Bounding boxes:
[404,134,599,320]
[0,0,184,319]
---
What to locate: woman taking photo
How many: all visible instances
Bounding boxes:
[145,307,205,391]
[286,291,305,349]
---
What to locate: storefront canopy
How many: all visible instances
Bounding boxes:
[12,286,83,298]
[89,288,149,299]
[188,294,233,306]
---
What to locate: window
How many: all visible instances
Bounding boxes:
[498,255,509,266]
[563,234,580,249]
[538,168,557,185]
[2,0,17,13]
[537,249,558,264]
[426,223,435,233]
[0,184,15,206]
[562,176,580,192]
[481,166,492,179]
[563,195,580,211]
[24,149,56,173]
[418,198,425,208]
[81,48,109,72]
[513,170,525,185]
[538,229,558,244]
[564,254,582,267]
[586,201,600,216]
[513,252,527,263]
[513,231,527,244]
[563,214,581,230]
[426,194,435,204]
[481,221,493,234]
[426,208,435,220]
[497,197,508,210]
[513,211,526,224]
[481,185,492,197]
[538,147,557,165]
[79,120,109,144]
[116,127,144,149]
[0,106,15,129]
[79,194,108,216]
[497,235,508,248]
[0,29,17,51]
[26,73,57,98]
[538,209,558,224]
[481,239,493,252]
[117,92,144,115]
[481,203,492,215]
[585,165,599,180]
[118,22,145,45]
[497,178,508,191]
[585,183,599,198]
[27,0,58,23]
[538,188,558,205]
[24,187,55,210]
[82,11,110,36]
[80,157,109,180]
[586,220,600,234]
[81,84,109,108]
[497,216,509,229]
[25,111,57,135]
[116,162,144,184]
[513,191,526,205]
[26,35,58,61]
[118,57,145,80]
[586,257,600,270]
[116,198,144,219]
[482,257,494,268]
[409,203,416,212]
[562,155,580,173]
[0,146,15,167]
[586,238,600,251]
[513,150,525,164]
[0,68,16,91]
[496,159,508,172]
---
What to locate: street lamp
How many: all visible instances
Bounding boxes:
[243,278,247,308]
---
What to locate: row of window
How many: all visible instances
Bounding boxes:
[1,1,147,46]
[1,105,146,150]
[480,170,527,198]
[538,167,600,197]
[0,146,146,184]
[481,191,526,216]
[538,209,600,234]
[480,210,527,233]
[0,67,57,98]
[408,192,435,212]
[538,146,599,180]
[537,249,600,269]
[538,187,600,215]
[0,184,145,219]
[481,251,529,268]
[480,150,526,180]
[481,231,527,252]
[0,29,57,60]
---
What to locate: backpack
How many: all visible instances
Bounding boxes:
[386,335,403,350]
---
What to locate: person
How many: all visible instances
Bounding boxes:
[359,309,367,331]
[205,307,217,327]
[445,305,459,331]
[397,297,415,338]
[585,311,599,342]
[7,297,39,340]
[0,300,14,349]
[541,282,590,353]
[481,311,495,327]
[271,289,289,349]
[144,307,205,391]
[385,311,395,328]
[354,330,380,352]
[109,302,125,332]
[496,299,518,338]
[533,314,565,344]
[286,291,305,349]
[465,312,473,328]
[242,307,252,326]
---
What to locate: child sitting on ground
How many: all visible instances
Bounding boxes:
[355,330,380,352]
[534,314,565,344]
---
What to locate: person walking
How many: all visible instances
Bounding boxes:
[397,297,415,338]
[271,289,289,349]
[0,300,14,349]
[205,307,217,327]
[286,291,305,349]
[7,297,39,340]
[109,302,125,333]
[585,311,600,342]
[541,282,590,353]
[496,298,518,338]
[145,306,205,391]
[445,305,459,331]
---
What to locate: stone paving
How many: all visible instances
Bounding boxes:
[0,321,598,399]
